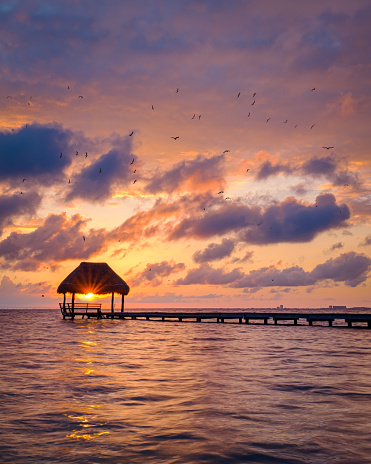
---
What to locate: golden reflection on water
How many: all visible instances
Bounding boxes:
[65,323,109,441]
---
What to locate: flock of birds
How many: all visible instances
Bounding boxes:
[9,84,340,221]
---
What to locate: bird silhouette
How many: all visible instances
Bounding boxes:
[67,85,70,89]
[78,95,83,99]
[218,191,224,194]
[284,120,288,123]
[171,136,179,140]
[198,115,201,119]
[85,152,88,157]
[68,179,70,184]
[133,179,137,184]
[322,146,334,150]
[130,159,135,164]
[311,88,315,91]
[99,168,102,174]
[176,88,179,93]
[294,125,298,128]
[253,92,256,97]
[266,118,271,123]
[83,236,85,241]
[152,105,154,110]
[246,168,250,172]
[248,112,251,117]
[251,100,255,105]
[22,178,26,182]
[129,131,134,136]
[191,114,195,119]
[60,153,62,158]
[223,150,230,153]
[310,124,315,129]
[237,92,241,98]
[7,96,12,99]
[133,169,136,173]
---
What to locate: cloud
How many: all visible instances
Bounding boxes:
[193,238,235,263]
[0,213,107,271]
[311,251,371,287]
[175,264,244,285]
[65,138,134,202]
[240,194,350,244]
[168,193,350,244]
[0,191,42,236]
[177,252,371,289]
[131,260,185,286]
[359,235,371,247]
[325,242,344,254]
[0,123,74,186]
[144,154,226,195]
[256,160,292,180]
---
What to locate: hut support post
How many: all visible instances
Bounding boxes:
[71,293,75,320]
[121,294,124,312]
[111,292,114,313]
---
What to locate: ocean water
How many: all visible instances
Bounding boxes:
[1,309,371,464]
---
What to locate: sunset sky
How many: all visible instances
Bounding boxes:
[1,0,370,309]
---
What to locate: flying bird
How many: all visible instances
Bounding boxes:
[248,112,251,117]
[133,179,137,184]
[237,92,241,98]
[85,152,88,157]
[310,124,315,129]
[191,114,195,119]
[223,150,230,153]
[68,179,70,184]
[60,153,62,158]
[284,120,288,123]
[266,118,271,123]
[171,136,179,140]
[22,178,26,182]
[322,146,334,150]
[99,168,102,174]
[130,159,135,164]
[246,168,250,172]
[176,88,179,93]
[78,95,83,99]
[129,131,134,136]
[251,100,255,105]
[7,96,12,99]
[67,85,70,89]
[294,125,298,128]
[198,115,201,119]
[217,191,224,194]
[83,236,85,241]
[133,169,136,173]
[152,105,154,110]
[311,88,315,91]
[253,92,256,97]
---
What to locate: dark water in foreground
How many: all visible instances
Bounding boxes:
[1,309,371,464]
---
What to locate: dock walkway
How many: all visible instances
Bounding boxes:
[60,308,371,328]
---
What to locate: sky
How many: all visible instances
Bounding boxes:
[0,0,370,309]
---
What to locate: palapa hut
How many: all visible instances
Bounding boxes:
[57,262,130,314]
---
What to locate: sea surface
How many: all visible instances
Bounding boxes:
[1,308,371,464]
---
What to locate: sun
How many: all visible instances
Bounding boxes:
[86,293,94,300]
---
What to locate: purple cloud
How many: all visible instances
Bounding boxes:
[65,139,135,202]
[131,261,185,286]
[0,191,42,236]
[175,264,244,286]
[0,213,107,271]
[0,123,74,186]
[256,160,292,180]
[144,154,226,195]
[193,238,235,263]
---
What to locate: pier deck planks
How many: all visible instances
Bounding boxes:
[60,310,371,328]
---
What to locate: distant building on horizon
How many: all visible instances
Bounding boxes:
[329,305,347,310]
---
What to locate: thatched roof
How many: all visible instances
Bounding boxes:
[57,262,130,295]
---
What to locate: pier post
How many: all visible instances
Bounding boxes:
[71,293,75,320]
[197,317,201,322]
[308,320,313,326]
[239,318,242,324]
[121,293,124,312]
[329,320,333,327]
[264,318,268,325]
[294,319,298,325]
[348,321,352,328]
[245,318,249,324]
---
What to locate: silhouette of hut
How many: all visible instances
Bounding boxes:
[57,262,130,313]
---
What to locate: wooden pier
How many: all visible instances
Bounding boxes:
[60,305,371,328]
